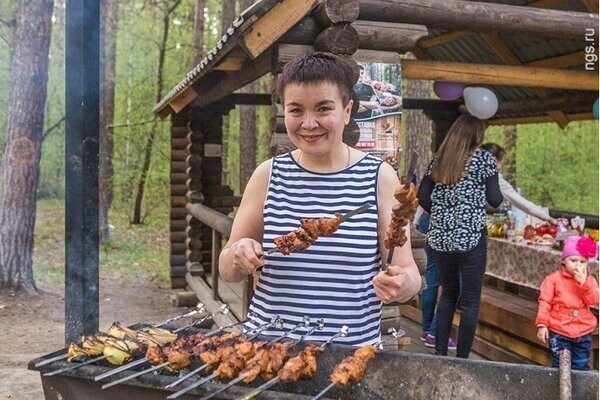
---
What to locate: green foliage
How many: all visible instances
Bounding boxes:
[485,121,599,214]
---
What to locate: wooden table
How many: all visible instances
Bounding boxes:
[486,237,599,290]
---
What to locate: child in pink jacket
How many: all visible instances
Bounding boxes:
[535,235,599,370]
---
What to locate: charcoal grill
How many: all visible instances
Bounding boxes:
[29,335,598,400]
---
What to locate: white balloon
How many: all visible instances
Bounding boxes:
[463,87,498,119]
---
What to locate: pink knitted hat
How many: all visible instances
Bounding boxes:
[561,236,598,260]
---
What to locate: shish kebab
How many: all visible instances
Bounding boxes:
[167,318,321,400]
[35,302,207,368]
[90,304,232,381]
[382,182,418,271]
[311,345,378,400]
[236,325,350,400]
[100,315,284,390]
[265,203,373,255]
[44,304,229,377]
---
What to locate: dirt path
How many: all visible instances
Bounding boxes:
[0,277,182,400]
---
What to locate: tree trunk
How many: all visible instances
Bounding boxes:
[404,53,432,182]
[503,124,517,186]
[0,0,54,292]
[239,0,256,192]
[132,0,182,224]
[193,0,206,64]
[99,0,118,242]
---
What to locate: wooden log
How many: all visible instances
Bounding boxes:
[170,126,189,139]
[187,141,204,155]
[172,149,188,162]
[171,195,187,208]
[187,130,203,143]
[171,138,189,150]
[352,20,428,53]
[184,274,239,326]
[171,184,187,196]
[187,261,205,276]
[186,153,203,169]
[186,190,205,204]
[187,248,204,263]
[312,0,359,27]
[186,237,204,250]
[170,219,187,232]
[203,159,223,174]
[186,166,203,180]
[186,178,203,192]
[170,277,187,289]
[202,173,222,187]
[170,242,186,254]
[313,23,359,54]
[401,59,597,91]
[170,255,187,266]
[171,161,187,173]
[277,43,401,67]
[170,207,187,220]
[466,92,598,117]
[170,265,188,277]
[170,291,199,308]
[357,0,598,41]
[205,195,243,208]
[170,172,188,185]
[203,185,235,196]
[187,202,233,235]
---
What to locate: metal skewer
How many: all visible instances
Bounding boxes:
[163,316,283,399]
[237,324,348,400]
[261,203,374,257]
[35,303,207,368]
[197,317,312,400]
[92,305,233,382]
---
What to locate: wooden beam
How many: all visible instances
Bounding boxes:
[190,49,272,109]
[488,112,594,126]
[312,0,359,27]
[353,20,428,53]
[525,51,587,68]
[241,0,316,59]
[402,59,598,90]
[358,0,598,41]
[418,31,469,48]
[480,33,570,127]
[213,47,248,71]
[277,43,402,64]
[581,0,599,13]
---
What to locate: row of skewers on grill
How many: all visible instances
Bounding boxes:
[37,308,383,400]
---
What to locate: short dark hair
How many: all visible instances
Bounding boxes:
[481,142,505,162]
[276,52,355,105]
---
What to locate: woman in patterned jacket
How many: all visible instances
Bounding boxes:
[417,115,502,358]
[218,52,421,346]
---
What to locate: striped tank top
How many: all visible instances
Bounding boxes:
[245,151,383,346]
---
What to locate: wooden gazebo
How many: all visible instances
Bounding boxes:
[153,0,599,364]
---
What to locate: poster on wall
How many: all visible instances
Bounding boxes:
[353,62,402,169]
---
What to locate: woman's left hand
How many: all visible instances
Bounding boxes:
[372,265,420,304]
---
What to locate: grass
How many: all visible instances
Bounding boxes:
[33,198,170,287]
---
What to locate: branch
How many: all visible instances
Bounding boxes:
[42,116,66,141]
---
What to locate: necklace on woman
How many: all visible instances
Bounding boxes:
[297,145,351,169]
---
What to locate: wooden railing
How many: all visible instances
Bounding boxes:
[186,202,253,320]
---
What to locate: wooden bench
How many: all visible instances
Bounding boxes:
[400,285,599,369]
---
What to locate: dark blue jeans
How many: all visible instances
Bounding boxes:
[417,213,440,336]
[432,233,487,358]
[549,331,592,371]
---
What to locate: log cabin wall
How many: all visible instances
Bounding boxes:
[169,111,192,289]
[185,104,237,279]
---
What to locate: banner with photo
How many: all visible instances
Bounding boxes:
[353,62,402,169]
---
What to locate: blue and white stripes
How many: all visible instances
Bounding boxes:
[245,152,384,346]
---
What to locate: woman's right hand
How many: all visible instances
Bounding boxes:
[229,238,264,275]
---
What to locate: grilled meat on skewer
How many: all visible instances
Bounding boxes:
[278,344,322,382]
[273,214,342,255]
[384,183,418,250]
[329,345,377,385]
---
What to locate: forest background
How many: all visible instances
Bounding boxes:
[0,0,598,292]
